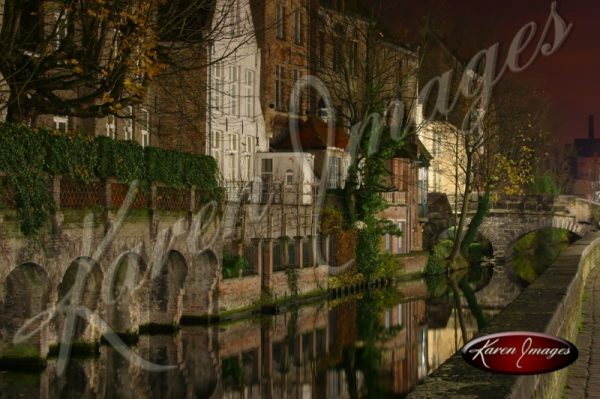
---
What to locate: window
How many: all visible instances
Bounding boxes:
[288,241,297,267]
[292,69,301,112]
[106,115,116,138]
[213,62,225,112]
[229,152,238,181]
[245,69,255,117]
[349,40,358,74]
[230,1,241,36]
[294,10,302,44]
[384,309,392,330]
[318,31,326,69]
[285,170,294,186]
[228,133,238,180]
[212,131,223,170]
[230,65,241,116]
[333,37,343,72]
[273,241,283,271]
[140,108,149,147]
[53,11,68,48]
[275,65,284,111]
[53,115,68,133]
[418,167,428,217]
[384,233,392,253]
[302,239,311,266]
[261,158,274,202]
[328,156,340,189]
[228,133,238,152]
[397,221,406,254]
[276,4,285,40]
[212,131,222,150]
[124,106,133,140]
[397,304,403,327]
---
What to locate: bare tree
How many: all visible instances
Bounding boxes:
[0,0,255,124]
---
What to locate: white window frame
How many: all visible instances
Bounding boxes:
[140,108,150,147]
[230,65,240,117]
[54,11,68,48]
[124,106,133,140]
[212,130,223,171]
[397,221,406,254]
[245,69,255,117]
[106,115,116,138]
[213,62,224,112]
[285,170,294,186]
[53,115,68,133]
[328,156,340,189]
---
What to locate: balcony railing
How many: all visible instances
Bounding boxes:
[222,181,317,206]
[381,191,408,205]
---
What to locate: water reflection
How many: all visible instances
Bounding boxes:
[0,276,512,399]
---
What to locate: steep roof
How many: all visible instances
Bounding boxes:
[274,118,350,151]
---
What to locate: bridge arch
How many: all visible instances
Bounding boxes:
[0,262,50,357]
[148,250,188,325]
[105,252,147,334]
[57,257,103,343]
[477,215,587,261]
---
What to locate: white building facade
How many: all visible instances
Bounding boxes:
[207,0,268,188]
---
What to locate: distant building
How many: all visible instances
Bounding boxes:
[379,134,431,254]
[571,115,600,201]
[418,120,466,198]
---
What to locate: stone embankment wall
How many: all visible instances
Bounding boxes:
[408,231,600,399]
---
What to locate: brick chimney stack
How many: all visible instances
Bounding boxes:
[589,114,595,140]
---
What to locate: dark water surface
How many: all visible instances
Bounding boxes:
[0,274,511,399]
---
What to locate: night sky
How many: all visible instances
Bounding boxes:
[370,0,600,143]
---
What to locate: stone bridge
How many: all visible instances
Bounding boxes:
[428,194,600,261]
[0,179,324,365]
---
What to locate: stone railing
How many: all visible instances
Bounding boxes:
[408,231,600,398]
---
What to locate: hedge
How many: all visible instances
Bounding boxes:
[0,123,222,236]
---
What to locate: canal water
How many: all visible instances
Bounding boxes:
[0,272,512,399]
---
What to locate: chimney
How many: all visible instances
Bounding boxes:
[589,114,595,140]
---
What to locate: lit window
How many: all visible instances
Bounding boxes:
[285,170,294,186]
[106,115,116,138]
[124,106,133,140]
[397,221,406,254]
[53,115,68,133]
[328,157,340,189]
[140,108,149,147]
[53,11,68,48]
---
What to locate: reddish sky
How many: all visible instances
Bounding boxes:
[370,0,600,143]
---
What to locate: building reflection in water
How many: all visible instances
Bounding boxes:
[0,281,502,399]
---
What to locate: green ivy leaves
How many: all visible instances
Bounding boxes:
[0,123,222,236]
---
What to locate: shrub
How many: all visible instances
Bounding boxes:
[222,251,250,279]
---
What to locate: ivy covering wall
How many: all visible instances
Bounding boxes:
[0,123,223,236]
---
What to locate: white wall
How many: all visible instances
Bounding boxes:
[207,0,268,183]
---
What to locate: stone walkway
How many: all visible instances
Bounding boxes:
[565,265,600,398]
